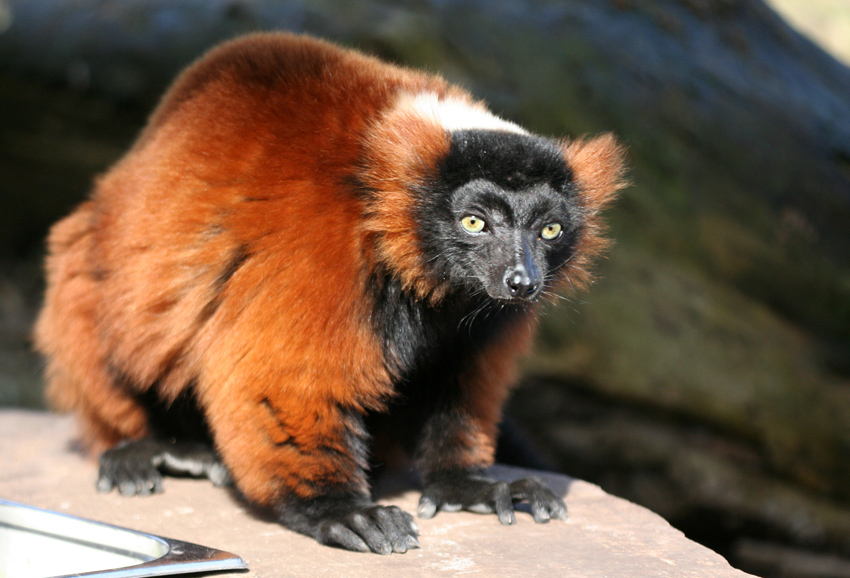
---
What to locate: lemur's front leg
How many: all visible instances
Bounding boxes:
[415,410,567,524]
[208,391,418,555]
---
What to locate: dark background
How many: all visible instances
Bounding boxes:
[2,1,850,576]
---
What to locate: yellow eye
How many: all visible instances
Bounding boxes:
[461,215,486,234]
[541,223,562,240]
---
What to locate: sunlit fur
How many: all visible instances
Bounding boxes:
[35,32,626,546]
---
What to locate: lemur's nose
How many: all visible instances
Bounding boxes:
[505,266,539,298]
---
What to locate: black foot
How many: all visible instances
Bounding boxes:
[418,470,567,525]
[97,438,231,496]
[278,498,420,555]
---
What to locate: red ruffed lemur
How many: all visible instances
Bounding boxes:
[35,32,626,554]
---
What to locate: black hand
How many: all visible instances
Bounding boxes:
[278,497,420,555]
[418,470,567,524]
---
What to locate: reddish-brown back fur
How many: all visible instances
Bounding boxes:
[35,33,442,502]
[35,32,626,509]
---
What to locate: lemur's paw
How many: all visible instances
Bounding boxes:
[315,504,420,555]
[97,438,229,496]
[419,470,566,525]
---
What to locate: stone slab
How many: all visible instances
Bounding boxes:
[0,410,754,577]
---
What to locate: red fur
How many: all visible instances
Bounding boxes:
[35,32,625,510]
[557,134,628,292]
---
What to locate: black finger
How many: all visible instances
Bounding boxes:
[510,477,567,523]
[128,463,161,496]
[373,507,412,554]
[348,512,392,555]
[550,497,568,520]
[117,471,140,496]
[492,481,515,525]
[418,494,438,519]
[96,473,114,493]
[317,521,370,553]
[510,478,550,523]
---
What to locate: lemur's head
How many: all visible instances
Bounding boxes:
[362,92,626,303]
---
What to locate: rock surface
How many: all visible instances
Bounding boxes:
[0,410,753,577]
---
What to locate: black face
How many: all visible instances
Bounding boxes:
[419,130,582,303]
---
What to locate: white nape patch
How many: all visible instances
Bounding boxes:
[404,92,528,135]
